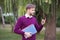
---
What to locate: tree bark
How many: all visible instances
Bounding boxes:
[0,6,5,27]
[44,0,56,40]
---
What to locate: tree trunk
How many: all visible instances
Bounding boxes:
[0,6,5,27]
[44,0,56,40]
[12,0,18,24]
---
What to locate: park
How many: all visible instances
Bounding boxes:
[0,0,60,40]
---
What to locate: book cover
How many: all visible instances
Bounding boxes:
[22,24,37,35]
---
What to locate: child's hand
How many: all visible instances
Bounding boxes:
[24,32,32,38]
[41,18,46,25]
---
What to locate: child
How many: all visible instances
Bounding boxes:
[14,4,46,40]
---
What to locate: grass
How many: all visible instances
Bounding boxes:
[0,25,60,40]
[56,32,60,40]
[0,27,22,40]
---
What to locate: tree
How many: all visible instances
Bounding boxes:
[31,0,56,40]
[0,6,5,27]
[44,0,56,40]
[0,0,5,27]
[12,0,18,23]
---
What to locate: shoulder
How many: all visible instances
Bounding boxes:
[17,16,25,21]
[18,16,25,19]
[33,16,37,21]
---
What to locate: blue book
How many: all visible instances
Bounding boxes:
[22,24,37,35]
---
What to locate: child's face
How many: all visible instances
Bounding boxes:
[28,8,35,15]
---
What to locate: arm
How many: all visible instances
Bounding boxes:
[35,18,43,33]
[35,21,43,33]
[14,17,32,38]
[14,17,24,35]
[35,18,46,33]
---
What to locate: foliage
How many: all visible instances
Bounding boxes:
[0,0,60,27]
[5,16,14,24]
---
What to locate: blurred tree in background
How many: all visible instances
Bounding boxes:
[0,0,59,27]
[0,0,60,27]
